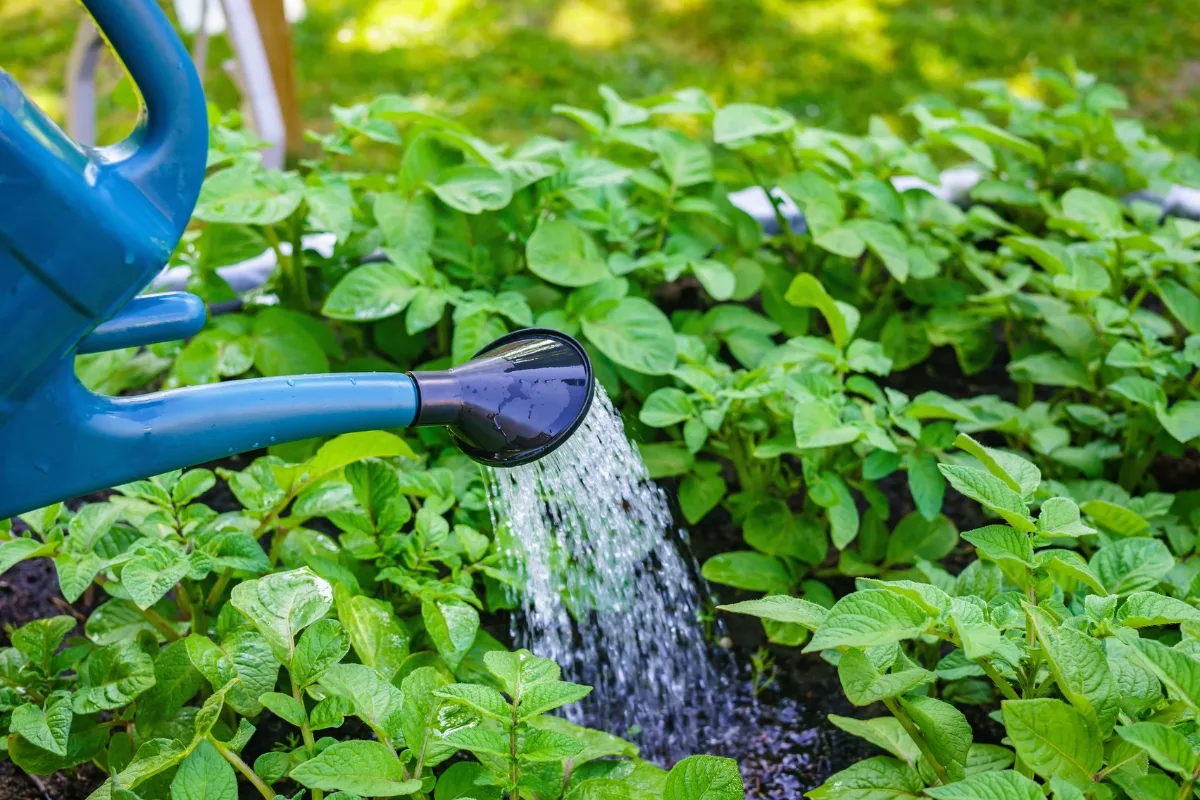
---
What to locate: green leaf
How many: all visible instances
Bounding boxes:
[0,537,53,576]
[1158,401,1200,444]
[804,590,929,652]
[336,588,410,682]
[11,616,76,663]
[259,691,307,727]
[811,756,923,799]
[838,647,933,705]
[374,193,435,251]
[518,680,592,720]
[640,388,695,427]
[322,262,417,321]
[427,166,512,214]
[692,259,737,301]
[961,526,1034,568]
[1109,376,1167,410]
[1000,699,1101,788]
[291,618,350,687]
[1115,722,1195,776]
[1125,635,1200,712]
[793,398,860,449]
[908,453,946,520]
[526,218,610,288]
[230,568,334,664]
[784,274,856,347]
[654,130,714,187]
[1089,538,1174,595]
[451,312,507,366]
[398,666,462,769]
[194,163,304,225]
[713,103,794,144]
[938,465,1034,532]
[318,663,405,744]
[679,471,727,525]
[1117,593,1200,628]
[701,552,790,593]
[581,297,676,375]
[742,500,827,564]
[953,434,1040,499]
[421,595,479,669]
[820,473,860,550]
[170,740,237,800]
[11,691,73,757]
[434,683,511,721]
[887,513,958,565]
[291,740,422,796]
[777,172,843,236]
[828,715,919,765]
[1007,352,1092,390]
[1036,498,1095,537]
[122,544,191,610]
[718,596,828,630]
[663,755,744,800]
[137,639,204,731]
[1025,603,1118,736]
[520,728,585,762]
[924,770,1041,800]
[74,642,156,713]
[185,631,279,717]
[252,307,330,376]
[847,219,909,282]
[900,695,971,780]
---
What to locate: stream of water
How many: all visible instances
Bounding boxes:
[485,388,728,763]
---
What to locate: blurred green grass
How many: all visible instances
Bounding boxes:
[5,0,1200,152]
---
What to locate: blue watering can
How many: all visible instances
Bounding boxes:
[0,0,593,519]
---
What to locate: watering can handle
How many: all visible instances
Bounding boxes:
[84,0,209,236]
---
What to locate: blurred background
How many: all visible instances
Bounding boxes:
[4,0,1200,154]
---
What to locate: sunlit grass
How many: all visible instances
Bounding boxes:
[549,0,634,50]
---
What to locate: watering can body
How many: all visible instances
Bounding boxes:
[0,0,209,428]
[0,2,594,519]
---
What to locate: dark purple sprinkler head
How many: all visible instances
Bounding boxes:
[408,329,595,467]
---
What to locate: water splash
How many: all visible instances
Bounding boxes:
[485,388,728,763]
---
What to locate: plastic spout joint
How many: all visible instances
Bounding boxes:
[409,329,595,467]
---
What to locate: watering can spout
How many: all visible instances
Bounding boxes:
[0,329,593,518]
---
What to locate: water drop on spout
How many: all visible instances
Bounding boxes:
[286,379,296,387]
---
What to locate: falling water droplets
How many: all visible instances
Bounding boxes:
[286,379,296,387]
[486,388,730,763]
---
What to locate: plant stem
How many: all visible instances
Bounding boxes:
[978,659,1020,701]
[883,697,950,785]
[208,733,274,800]
[739,155,801,259]
[292,681,323,800]
[207,569,233,611]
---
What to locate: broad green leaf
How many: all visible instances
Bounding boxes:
[1115,722,1195,776]
[1000,699,1102,788]
[11,691,73,757]
[821,473,860,550]
[1025,603,1118,736]
[1105,637,1164,717]
[336,588,410,682]
[484,649,561,695]
[1080,499,1149,537]
[809,756,923,799]
[374,193,435,251]
[291,618,350,687]
[838,647,933,705]
[258,691,307,727]
[322,262,417,321]
[828,715,920,765]
[426,166,512,214]
[399,666,462,769]
[290,740,422,796]
[742,500,828,564]
[581,297,676,375]
[718,596,828,630]
[847,219,909,282]
[702,552,790,593]
[692,259,737,301]
[170,740,237,800]
[252,308,329,376]
[194,163,304,225]
[784,274,856,347]
[527,219,611,288]
[421,595,478,669]
[1008,352,1092,390]
[294,432,416,491]
[953,434,1040,499]
[433,683,511,721]
[520,728,585,762]
[1125,634,1200,712]
[122,544,191,611]
[908,453,946,521]
[887,513,958,566]
[804,590,929,652]
[962,526,1033,568]
[713,103,795,144]
[858,579,953,616]
[777,172,843,235]
[640,388,695,427]
[0,536,51,577]
[518,680,592,720]
[679,471,727,525]
[924,770,1041,800]
[793,399,860,450]
[1117,593,1200,628]
[1036,498,1095,537]
[1036,549,1107,595]
[318,663,405,744]
[12,616,76,663]
[938,465,1033,532]
[1158,401,1200,444]
[230,568,334,664]
[1089,538,1174,595]
[74,642,156,713]
[184,631,279,716]
[663,755,744,800]
[654,130,714,187]
[136,639,204,731]
[900,695,971,780]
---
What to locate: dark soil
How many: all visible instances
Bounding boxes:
[0,763,107,800]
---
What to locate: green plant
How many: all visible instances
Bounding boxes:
[0,438,742,799]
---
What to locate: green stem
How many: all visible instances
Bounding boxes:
[1129,285,1148,311]
[208,733,274,800]
[978,659,1020,701]
[883,697,951,785]
[654,182,677,251]
[206,569,233,612]
[739,155,801,259]
[292,681,323,800]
